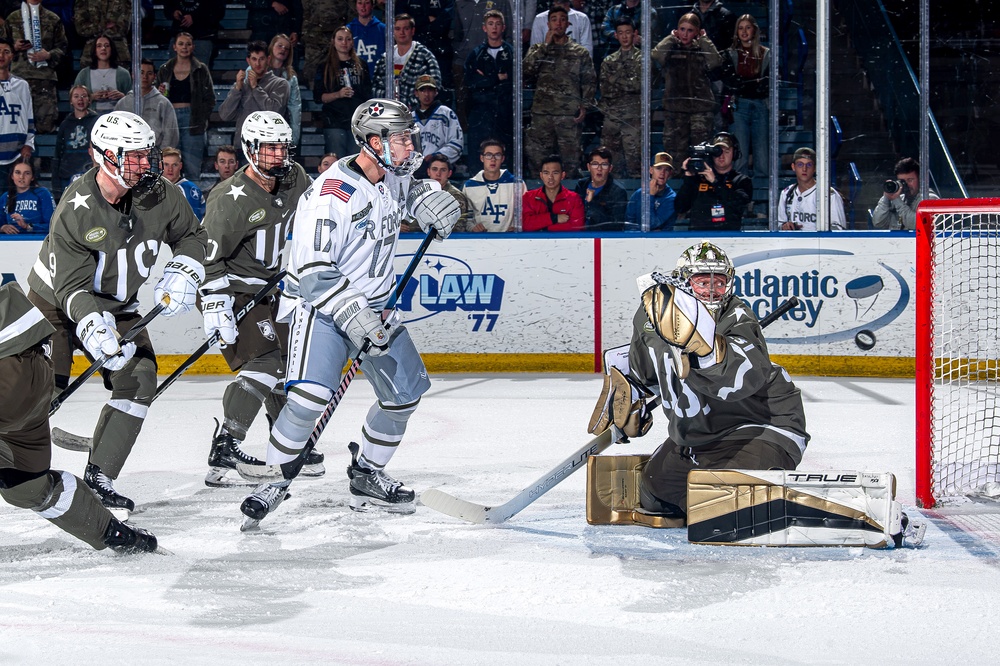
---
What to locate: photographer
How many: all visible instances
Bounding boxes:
[675,132,751,231]
[872,157,939,230]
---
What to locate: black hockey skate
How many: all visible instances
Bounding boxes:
[103,517,157,554]
[346,442,416,514]
[240,480,291,531]
[206,420,265,487]
[300,447,326,478]
[85,463,135,516]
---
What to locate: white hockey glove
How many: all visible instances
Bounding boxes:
[76,311,135,372]
[334,297,392,357]
[154,255,205,317]
[202,293,237,346]
[406,181,460,241]
[640,282,724,373]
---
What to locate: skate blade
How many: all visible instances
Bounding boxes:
[348,496,416,515]
[205,467,258,488]
[299,462,326,478]
[109,507,131,521]
[240,517,262,532]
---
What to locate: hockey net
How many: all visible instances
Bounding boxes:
[916,198,1000,508]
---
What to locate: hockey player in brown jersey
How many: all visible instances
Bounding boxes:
[0,282,156,553]
[26,111,208,514]
[589,241,808,520]
[199,111,325,486]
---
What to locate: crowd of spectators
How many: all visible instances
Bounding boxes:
[0,0,933,236]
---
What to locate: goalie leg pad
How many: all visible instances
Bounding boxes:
[586,454,685,528]
[686,469,916,549]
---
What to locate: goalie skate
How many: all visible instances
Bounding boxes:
[205,420,265,487]
[346,442,416,514]
[240,480,291,531]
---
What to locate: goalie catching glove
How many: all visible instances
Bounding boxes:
[588,344,653,440]
[202,293,237,345]
[76,311,135,371]
[406,181,460,240]
[154,255,205,317]
[334,297,396,357]
[639,277,725,373]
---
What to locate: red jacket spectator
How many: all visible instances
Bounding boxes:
[522,186,585,231]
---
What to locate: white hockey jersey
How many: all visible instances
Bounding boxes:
[778,183,846,231]
[283,157,422,317]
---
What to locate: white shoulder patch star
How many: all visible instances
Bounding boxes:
[226,184,247,201]
[731,306,749,322]
[70,192,91,210]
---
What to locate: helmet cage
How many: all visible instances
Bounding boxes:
[674,241,736,314]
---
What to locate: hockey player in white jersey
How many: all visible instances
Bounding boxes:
[240,98,460,523]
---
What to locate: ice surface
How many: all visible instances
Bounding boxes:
[2,374,1000,664]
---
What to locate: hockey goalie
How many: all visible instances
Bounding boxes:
[587,241,924,548]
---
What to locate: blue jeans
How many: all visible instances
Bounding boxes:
[174,106,206,185]
[324,129,356,161]
[731,97,769,180]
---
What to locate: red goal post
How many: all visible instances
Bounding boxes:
[916,198,1000,508]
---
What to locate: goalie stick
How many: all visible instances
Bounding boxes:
[420,295,801,525]
[238,230,438,530]
[51,271,287,452]
[49,299,169,416]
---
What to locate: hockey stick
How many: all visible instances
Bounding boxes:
[49,299,169,416]
[236,229,438,484]
[51,271,287,452]
[420,295,802,525]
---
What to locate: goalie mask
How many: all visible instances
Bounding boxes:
[351,98,423,176]
[674,241,735,315]
[91,111,162,194]
[241,111,293,181]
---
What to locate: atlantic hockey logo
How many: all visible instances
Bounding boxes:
[392,252,504,330]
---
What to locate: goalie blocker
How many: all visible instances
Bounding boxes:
[587,457,925,548]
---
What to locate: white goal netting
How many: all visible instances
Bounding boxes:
[926,209,1000,503]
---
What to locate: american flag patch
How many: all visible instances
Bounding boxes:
[320,179,356,202]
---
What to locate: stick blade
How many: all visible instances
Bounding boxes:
[420,488,493,524]
[51,427,93,452]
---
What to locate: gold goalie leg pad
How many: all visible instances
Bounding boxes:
[686,469,906,548]
[586,455,685,528]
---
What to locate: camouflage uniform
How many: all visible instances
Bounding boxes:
[651,34,721,164]
[73,0,132,68]
[4,4,68,134]
[598,45,642,177]
[523,38,596,177]
[301,0,354,88]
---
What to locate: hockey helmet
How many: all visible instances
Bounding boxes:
[351,98,422,176]
[241,111,293,180]
[91,111,161,192]
[674,241,736,314]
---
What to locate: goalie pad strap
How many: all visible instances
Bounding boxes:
[686,469,903,549]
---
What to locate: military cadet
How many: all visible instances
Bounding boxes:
[523,5,596,177]
[463,9,514,175]
[4,0,68,134]
[0,282,157,554]
[26,111,208,514]
[199,111,325,487]
[598,18,642,177]
[302,0,354,88]
[73,0,132,69]
[651,13,721,165]
[588,241,808,518]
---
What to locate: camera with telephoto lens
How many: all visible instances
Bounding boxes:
[883,179,905,195]
[688,143,724,174]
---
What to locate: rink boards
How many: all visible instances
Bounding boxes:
[0,232,915,377]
